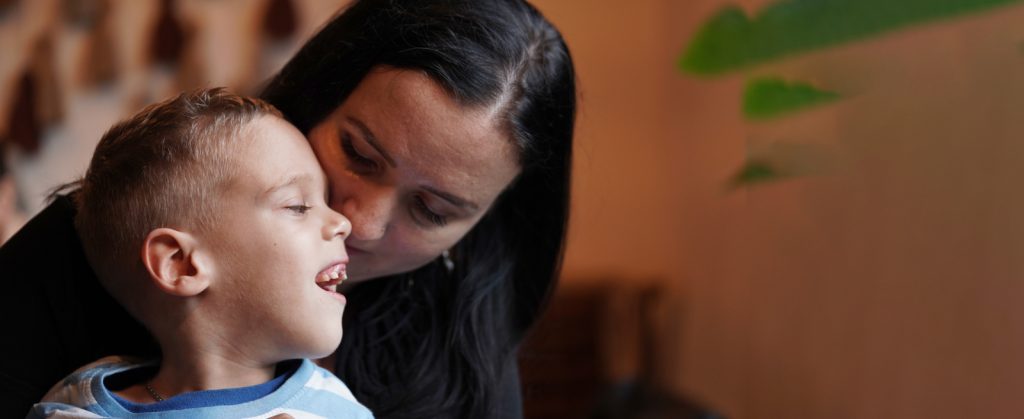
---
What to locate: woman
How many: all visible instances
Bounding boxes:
[0,0,575,418]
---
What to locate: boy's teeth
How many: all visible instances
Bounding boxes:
[330,271,340,280]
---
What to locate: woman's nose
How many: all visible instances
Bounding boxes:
[332,188,395,242]
[323,209,352,241]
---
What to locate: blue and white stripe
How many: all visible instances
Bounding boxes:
[27,356,373,419]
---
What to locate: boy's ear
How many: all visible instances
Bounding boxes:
[141,228,211,297]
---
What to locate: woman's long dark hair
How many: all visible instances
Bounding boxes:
[261,1,576,417]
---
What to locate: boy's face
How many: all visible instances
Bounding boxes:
[199,115,351,362]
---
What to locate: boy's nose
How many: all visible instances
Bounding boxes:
[323,209,352,241]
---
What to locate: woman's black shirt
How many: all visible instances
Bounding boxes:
[0,195,158,416]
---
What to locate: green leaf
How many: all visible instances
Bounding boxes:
[728,143,841,188]
[680,0,1024,75]
[743,77,840,119]
[731,160,784,186]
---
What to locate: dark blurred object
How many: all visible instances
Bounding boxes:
[593,381,723,419]
[263,0,296,41]
[0,0,16,19]
[519,283,605,418]
[0,148,23,244]
[31,37,64,129]
[4,37,64,155]
[61,0,105,29]
[592,284,723,419]
[62,0,116,86]
[151,0,185,65]
[519,280,722,419]
[6,72,41,153]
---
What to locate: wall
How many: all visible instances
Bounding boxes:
[539,0,1024,418]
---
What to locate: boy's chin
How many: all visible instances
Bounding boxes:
[305,332,343,360]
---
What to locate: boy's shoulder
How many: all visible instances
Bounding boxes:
[27,357,374,419]
[276,359,374,418]
[301,361,360,402]
[42,355,147,400]
[27,356,149,418]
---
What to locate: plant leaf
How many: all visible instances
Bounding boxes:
[743,77,840,119]
[731,160,784,186]
[680,0,1024,75]
[728,142,841,188]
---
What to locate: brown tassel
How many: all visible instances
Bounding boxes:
[31,36,64,129]
[61,0,117,87]
[0,0,16,17]
[0,144,7,176]
[61,0,105,29]
[6,72,41,154]
[263,0,297,41]
[151,0,185,65]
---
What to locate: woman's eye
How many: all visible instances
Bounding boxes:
[413,196,448,227]
[340,133,379,171]
[286,204,313,214]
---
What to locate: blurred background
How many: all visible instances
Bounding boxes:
[5,0,1024,418]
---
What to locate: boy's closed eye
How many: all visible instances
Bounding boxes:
[285,203,313,215]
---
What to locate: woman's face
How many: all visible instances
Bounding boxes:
[308,67,521,284]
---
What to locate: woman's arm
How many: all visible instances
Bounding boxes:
[0,195,157,417]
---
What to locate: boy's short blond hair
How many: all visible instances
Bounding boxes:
[74,88,282,312]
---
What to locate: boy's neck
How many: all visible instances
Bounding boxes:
[117,335,279,403]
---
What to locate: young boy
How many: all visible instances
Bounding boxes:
[27,89,372,418]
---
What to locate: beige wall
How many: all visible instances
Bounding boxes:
[537,0,1024,417]
[532,0,684,284]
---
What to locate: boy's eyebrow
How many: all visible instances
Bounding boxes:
[345,116,397,168]
[262,174,315,198]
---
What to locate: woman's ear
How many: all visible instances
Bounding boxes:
[141,228,211,297]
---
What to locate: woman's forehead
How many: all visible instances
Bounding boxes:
[340,69,521,206]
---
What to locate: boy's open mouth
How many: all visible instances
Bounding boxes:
[316,263,347,294]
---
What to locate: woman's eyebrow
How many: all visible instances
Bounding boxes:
[423,185,479,211]
[345,116,397,168]
[343,115,477,211]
